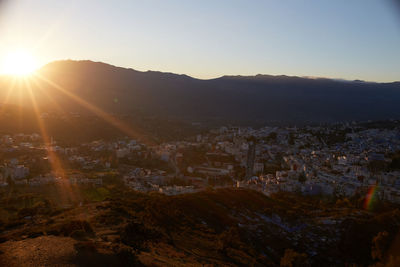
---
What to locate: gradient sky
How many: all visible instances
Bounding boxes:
[0,0,399,81]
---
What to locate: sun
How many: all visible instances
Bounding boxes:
[1,50,39,76]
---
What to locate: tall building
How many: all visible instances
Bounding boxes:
[245,138,256,179]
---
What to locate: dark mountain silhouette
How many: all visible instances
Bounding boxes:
[1,60,400,125]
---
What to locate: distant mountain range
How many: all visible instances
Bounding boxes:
[1,60,400,126]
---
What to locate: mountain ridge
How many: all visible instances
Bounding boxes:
[39,59,400,84]
[1,60,400,126]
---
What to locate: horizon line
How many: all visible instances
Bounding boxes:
[1,58,399,84]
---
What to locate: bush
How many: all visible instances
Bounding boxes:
[371,231,390,261]
[17,207,37,218]
[280,249,310,267]
[73,241,141,267]
[57,220,94,238]
[120,222,159,251]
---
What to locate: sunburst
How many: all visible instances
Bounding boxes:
[1,50,39,76]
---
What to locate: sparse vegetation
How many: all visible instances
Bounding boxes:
[0,185,399,266]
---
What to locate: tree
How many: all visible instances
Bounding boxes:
[389,152,400,170]
[368,160,387,173]
[386,256,400,267]
[371,231,390,261]
[288,133,295,145]
[280,249,310,267]
[298,172,306,183]
[267,132,277,141]
[217,227,242,254]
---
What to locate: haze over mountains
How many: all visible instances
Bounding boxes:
[1,60,400,126]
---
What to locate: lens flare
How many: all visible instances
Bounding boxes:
[364,185,378,210]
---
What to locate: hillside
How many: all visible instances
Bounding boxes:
[0,186,399,266]
[1,60,400,126]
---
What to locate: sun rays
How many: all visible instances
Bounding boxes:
[0,68,148,205]
[32,72,150,143]
[0,45,148,146]
[23,78,80,204]
[0,71,146,143]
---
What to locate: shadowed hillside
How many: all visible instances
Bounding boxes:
[0,187,399,266]
[1,60,400,126]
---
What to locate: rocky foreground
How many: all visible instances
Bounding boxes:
[0,188,399,266]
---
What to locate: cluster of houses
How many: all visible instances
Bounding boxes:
[1,121,400,201]
[122,167,196,195]
[230,125,400,203]
[151,122,400,202]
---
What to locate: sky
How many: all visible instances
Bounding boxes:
[0,0,399,82]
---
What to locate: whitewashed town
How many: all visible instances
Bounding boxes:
[1,121,400,203]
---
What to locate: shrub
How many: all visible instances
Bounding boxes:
[280,249,310,267]
[371,231,390,261]
[58,220,94,237]
[120,222,159,251]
